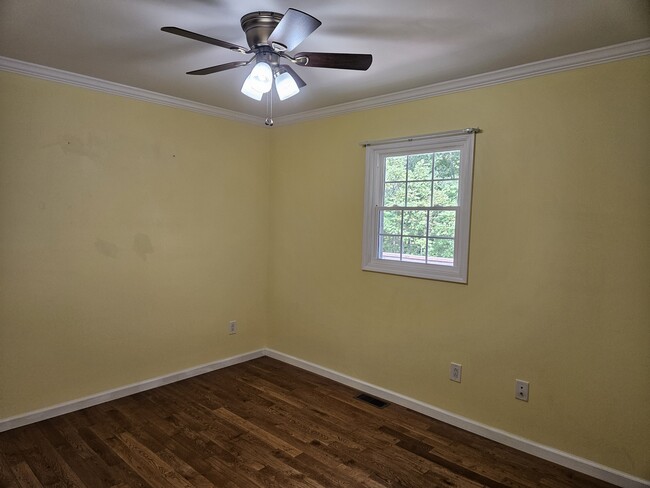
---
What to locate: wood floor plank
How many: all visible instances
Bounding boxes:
[9,427,88,487]
[37,419,118,488]
[9,462,42,488]
[0,358,619,488]
[0,446,21,488]
[108,431,195,488]
[77,425,154,488]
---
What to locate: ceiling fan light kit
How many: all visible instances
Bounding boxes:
[274,70,300,100]
[244,60,273,94]
[240,75,264,100]
[162,8,373,123]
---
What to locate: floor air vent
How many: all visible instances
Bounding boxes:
[355,393,389,409]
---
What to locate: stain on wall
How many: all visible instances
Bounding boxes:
[133,233,154,261]
[94,238,118,258]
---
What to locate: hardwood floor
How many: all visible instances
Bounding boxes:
[0,357,615,487]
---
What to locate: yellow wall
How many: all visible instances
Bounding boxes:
[1,56,648,479]
[0,71,271,417]
[268,56,650,478]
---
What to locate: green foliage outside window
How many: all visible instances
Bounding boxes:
[380,151,461,262]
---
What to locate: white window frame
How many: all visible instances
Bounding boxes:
[362,129,477,283]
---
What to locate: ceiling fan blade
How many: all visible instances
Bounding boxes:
[161,26,248,53]
[294,52,373,71]
[280,65,307,88]
[267,8,322,52]
[186,60,251,75]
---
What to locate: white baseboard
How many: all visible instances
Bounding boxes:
[264,349,650,488]
[1,347,647,487]
[0,349,264,433]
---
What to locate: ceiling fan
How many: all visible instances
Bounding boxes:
[161,8,373,113]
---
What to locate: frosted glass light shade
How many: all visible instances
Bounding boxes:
[248,62,273,93]
[275,71,300,100]
[241,73,263,100]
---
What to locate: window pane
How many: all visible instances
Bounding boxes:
[434,150,461,179]
[384,182,406,206]
[406,181,432,207]
[429,210,456,237]
[403,210,427,237]
[385,156,407,182]
[427,238,454,265]
[380,235,401,261]
[403,237,426,263]
[407,153,433,181]
[433,180,459,206]
[380,210,402,236]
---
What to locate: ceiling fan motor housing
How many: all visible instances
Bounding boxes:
[240,11,283,49]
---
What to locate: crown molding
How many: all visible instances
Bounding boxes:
[1,37,648,127]
[0,56,261,125]
[275,37,650,126]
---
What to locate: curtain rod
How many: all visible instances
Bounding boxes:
[359,128,480,147]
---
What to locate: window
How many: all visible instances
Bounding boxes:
[362,129,477,283]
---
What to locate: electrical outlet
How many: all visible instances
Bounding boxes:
[515,379,529,401]
[450,363,462,383]
[228,320,237,335]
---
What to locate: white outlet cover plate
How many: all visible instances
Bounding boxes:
[450,363,462,383]
[515,379,529,401]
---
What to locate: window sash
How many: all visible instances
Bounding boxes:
[375,206,459,265]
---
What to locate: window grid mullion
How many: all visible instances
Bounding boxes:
[377,206,459,211]
[399,209,404,261]
[425,209,430,264]
[431,153,435,207]
[402,155,409,262]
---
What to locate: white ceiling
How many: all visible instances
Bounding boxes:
[1,0,648,119]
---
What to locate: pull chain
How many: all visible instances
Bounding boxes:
[265,91,274,126]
